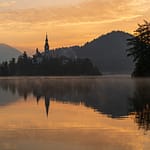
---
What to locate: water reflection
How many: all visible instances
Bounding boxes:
[129,79,150,131]
[0,77,150,131]
[0,77,133,117]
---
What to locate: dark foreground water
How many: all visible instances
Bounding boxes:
[0,76,150,150]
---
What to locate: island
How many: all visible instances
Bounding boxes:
[0,34,100,76]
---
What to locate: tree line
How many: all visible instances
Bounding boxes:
[0,52,100,76]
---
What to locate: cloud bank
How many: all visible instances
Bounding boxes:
[0,0,149,51]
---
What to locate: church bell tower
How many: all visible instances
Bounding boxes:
[44,33,49,53]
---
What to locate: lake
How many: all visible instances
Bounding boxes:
[0,76,150,150]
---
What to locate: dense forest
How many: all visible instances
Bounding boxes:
[0,52,100,76]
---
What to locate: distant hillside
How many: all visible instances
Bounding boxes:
[55,31,134,74]
[76,31,134,74]
[0,44,22,62]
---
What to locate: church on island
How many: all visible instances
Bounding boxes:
[0,33,100,76]
[32,33,57,64]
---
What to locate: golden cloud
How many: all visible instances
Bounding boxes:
[0,0,16,8]
[0,0,149,51]
[0,0,148,24]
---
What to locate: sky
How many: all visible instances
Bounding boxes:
[0,0,150,54]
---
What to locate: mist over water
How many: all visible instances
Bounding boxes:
[0,76,150,150]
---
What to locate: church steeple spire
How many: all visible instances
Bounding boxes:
[44,33,49,52]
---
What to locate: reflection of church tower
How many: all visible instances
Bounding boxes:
[36,96,41,104]
[45,96,50,117]
[44,33,49,53]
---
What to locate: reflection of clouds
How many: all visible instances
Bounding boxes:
[0,124,146,150]
[0,142,16,150]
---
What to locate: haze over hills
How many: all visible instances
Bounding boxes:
[55,31,134,74]
[0,31,134,74]
[0,44,22,62]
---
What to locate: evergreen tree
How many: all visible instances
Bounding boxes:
[127,20,150,76]
[9,58,16,75]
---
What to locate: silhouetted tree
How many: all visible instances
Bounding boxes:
[127,20,150,76]
[9,58,16,75]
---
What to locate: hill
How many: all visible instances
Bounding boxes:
[55,31,134,74]
[0,44,22,62]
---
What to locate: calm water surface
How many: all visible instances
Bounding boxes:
[0,76,150,150]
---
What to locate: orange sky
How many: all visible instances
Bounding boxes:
[0,0,150,54]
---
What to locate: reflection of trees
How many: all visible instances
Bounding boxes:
[1,78,150,130]
[0,79,94,102]
[0,78,95,116]
[130,80,150,131]
[0,78,132,117]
